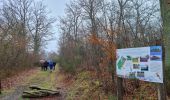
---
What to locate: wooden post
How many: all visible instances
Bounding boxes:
[157,44,166,100]
[158,83,166,100]
[117,77,123,100]
[157,45,167,100]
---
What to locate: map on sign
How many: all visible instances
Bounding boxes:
[116,46,163,83]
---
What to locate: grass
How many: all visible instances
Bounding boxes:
[0,89,15,98]
[108,94,117,100]
[28,67,58,89]
[0,65,59,99]
[1,65,118,99]
[66,71,117,100]
[18,97,30,100]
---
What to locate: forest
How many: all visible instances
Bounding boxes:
[0,0,170,100]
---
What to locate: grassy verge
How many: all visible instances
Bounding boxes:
[66,71,117,100]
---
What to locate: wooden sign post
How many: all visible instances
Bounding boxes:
[157,45,166,100]
[117,77,123,100]
[157,83,166,100]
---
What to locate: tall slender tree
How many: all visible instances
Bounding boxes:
[160,0,170,77]
[159,0,170,100]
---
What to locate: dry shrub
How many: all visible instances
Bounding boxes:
[123,79,158,100]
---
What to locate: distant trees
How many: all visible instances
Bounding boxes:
[58,0,162,98]
[47,52,58,62]
[0,0,55,93]
[59,0,161,73]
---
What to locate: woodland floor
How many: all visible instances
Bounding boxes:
[0,65,164,100]
[0,66,115,100]
[0,65,115,100]
[0,65,69,100]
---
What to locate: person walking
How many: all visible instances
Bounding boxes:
[40,60,45,71]
[53,62,56,70]
[43,60,48,71]
[48,60,54,72]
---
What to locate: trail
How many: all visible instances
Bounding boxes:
[0,65,67,100]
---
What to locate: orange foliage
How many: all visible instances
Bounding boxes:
[88,34,100,45]
[88,34,117,61]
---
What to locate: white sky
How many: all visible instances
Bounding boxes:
[42,0,70,53]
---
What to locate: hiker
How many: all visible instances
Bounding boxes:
[43,60,48,71]
[53,62,56,70]
[48,60,54,72]
[40,60,45,70]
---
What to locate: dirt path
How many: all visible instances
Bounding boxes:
[1,85,28,100]
[0,65,67,100]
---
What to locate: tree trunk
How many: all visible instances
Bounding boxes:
[160,0,170,77]
[159,0,170,99]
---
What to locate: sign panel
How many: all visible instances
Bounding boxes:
[116,46,163,83]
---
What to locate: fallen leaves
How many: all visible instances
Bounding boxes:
[1,68,39,90]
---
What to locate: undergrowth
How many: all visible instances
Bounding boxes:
[66,71,117,100]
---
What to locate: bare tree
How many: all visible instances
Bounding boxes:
[125,0,160,46]
[28,1,55,55]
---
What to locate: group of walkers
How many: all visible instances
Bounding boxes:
[40,60,56,72]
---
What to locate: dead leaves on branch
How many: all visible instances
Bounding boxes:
[88,34,116,61]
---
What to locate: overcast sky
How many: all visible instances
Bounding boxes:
[42,0,70,53]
